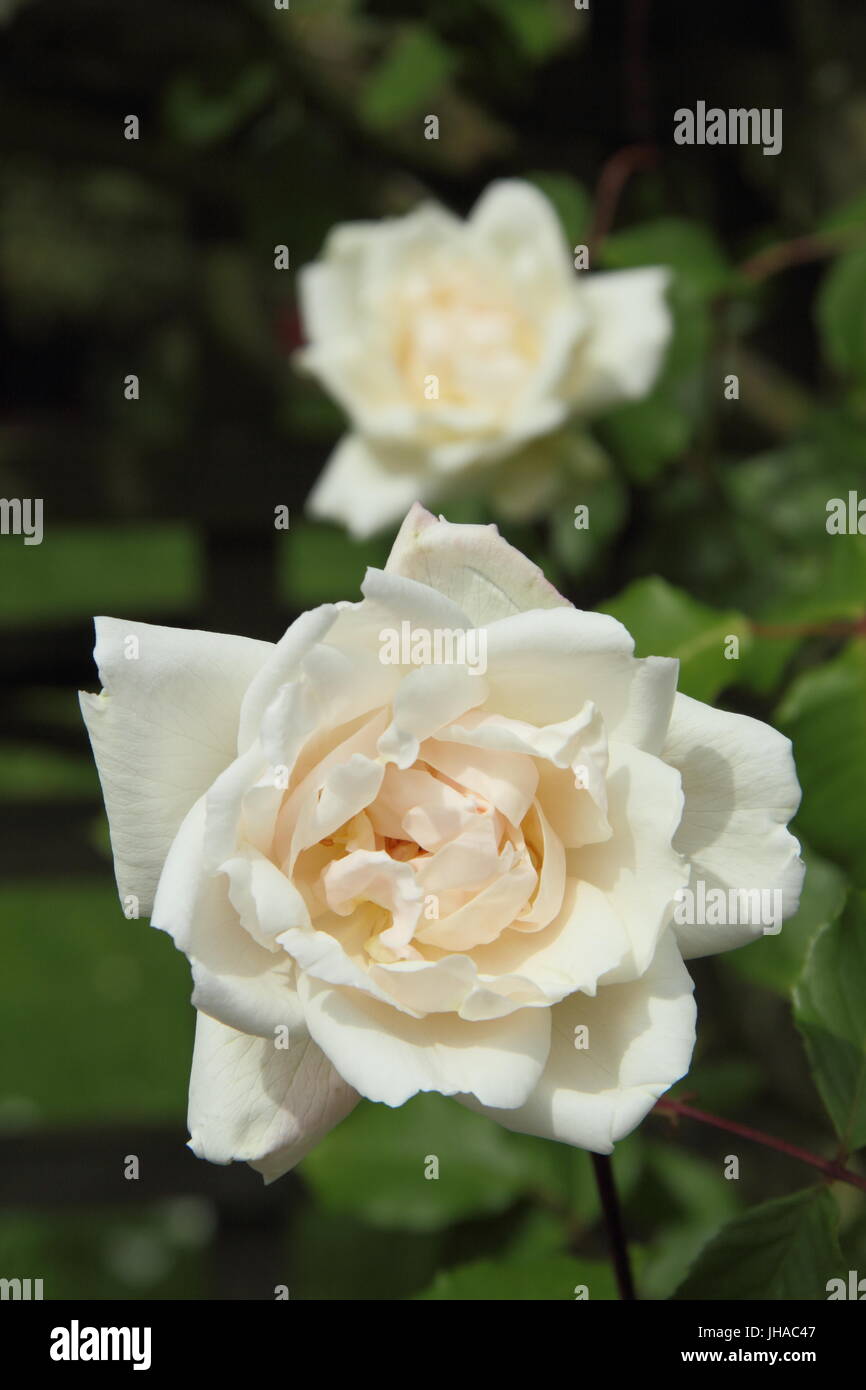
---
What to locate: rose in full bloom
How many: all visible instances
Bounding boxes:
[297,180,671,537]
[80,506,803,1181]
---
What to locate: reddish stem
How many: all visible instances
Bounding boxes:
[738,227,866,283]
[588,143,658,257]
[655,1098,866,1194]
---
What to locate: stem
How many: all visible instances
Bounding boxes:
[588,144,658,257]
[591,1153,637,1300]
[738,227,866,283]
[655,1099,866,1194]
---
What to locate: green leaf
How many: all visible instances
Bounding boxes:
[646,1141,741,1227]
[416,1253,618,1300]
[503,1207,569,1261]
[817,247,866,381]
[599,575,750,703]
[597,218,728,454]
[162,65,275,147]
[820,190,866,234]
[601,393,691,483]
[723,435,866,625]
[725,847,848,996]
[525,171,589,246]
[300,1093,545,1232]
[674,1187,843,1300]
[550,441,627,579]
[676,1058,762,1114]
[600,217,731,298]
[777,640,866,885]
[479,0,568,62]
[361,26,454,129]
[794,892,866,1152]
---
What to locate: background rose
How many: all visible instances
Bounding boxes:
[80,505,803,1183]
[297,181,671,537]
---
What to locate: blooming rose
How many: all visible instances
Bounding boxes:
[298,181,672,537]
[80,506,803,1181]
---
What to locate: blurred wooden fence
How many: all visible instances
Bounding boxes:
[0,462,328,1297]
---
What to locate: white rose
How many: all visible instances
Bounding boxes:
[80,506,803,1181]
[298,180,672,537]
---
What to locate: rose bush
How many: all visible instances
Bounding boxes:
[80,506,803,1181]
[297,181,672,536]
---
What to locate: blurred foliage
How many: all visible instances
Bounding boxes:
[1,0,866,1301]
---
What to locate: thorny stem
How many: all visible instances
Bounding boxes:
[591,1153,637,1300]
[655,1098,866,1195]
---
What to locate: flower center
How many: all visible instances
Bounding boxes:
[391,258,540,411]
[293,750,544,965]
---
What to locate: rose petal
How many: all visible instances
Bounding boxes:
[468,180,573,303]
[459,929,695,1153]
[79,617,272,914]
[468,876,630,1008]
[299,973,551,1109]
[662,693,804,958]
[187,1011,358,1183]
[576,741,687,982]
[378,665,489,770]
[306,435,428,539]
[152,798,301,1039]
[570,267,672,411]
[385,504,571,626]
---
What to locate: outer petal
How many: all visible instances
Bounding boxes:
[468,180,574,303]
[576,740,687,982]
[662,693,804,958]
[299,974,551,1109]
[79,617,272,913]
[460,929,696,1153]
[153,798,302,1039]
[572,268,672,412]
[187,1011,358,1183]
[385,504,571,626]
[306,435,428,539]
